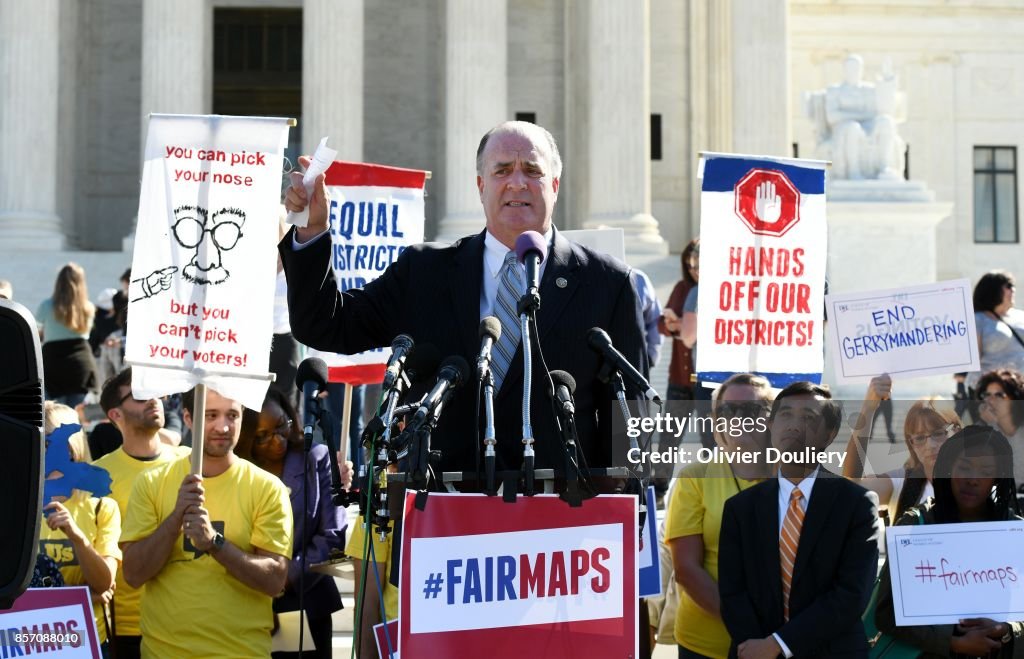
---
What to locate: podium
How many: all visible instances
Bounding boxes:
[393,490,638,659]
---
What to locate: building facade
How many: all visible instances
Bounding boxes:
[2,0,1022,285]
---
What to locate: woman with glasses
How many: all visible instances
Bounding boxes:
[666,373,774,658]
[968,271,1024,395]
[237,388,346,658]
[844,374,963,522]
[876,426,1024,657]
[975,368,1024,485]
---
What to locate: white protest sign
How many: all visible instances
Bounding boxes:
[825,279,979,384]
[886,520,1024,626]
[308,161,426,384]
[696,153,828,388]
[125,113,290,409]
[0,587,102,657]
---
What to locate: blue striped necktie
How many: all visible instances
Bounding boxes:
[491,251,524,391]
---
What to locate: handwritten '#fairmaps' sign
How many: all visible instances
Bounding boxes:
[886,520,1024,626]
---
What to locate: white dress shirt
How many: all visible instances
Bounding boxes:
[773,466,821,659]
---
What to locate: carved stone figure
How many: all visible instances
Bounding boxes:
[804,54,907,180]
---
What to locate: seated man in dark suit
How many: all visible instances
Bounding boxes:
[278,121,647,474]
[719,382,879,659]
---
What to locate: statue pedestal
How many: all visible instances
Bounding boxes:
[823,180,954,400]
[826,180,952,294]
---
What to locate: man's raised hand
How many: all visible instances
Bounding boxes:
[284,155,330,240]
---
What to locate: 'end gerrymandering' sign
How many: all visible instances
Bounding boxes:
[886,521,1024,626]
[399,493,637,659]
[825,279,979,384]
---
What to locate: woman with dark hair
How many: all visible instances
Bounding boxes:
[844,374,963,522]
[975,368,1024,485]
[237,388,345,658]
[968,270,1024,393]
[876,426,1024,657]
[37,263,99,407]
[659,237,699,401]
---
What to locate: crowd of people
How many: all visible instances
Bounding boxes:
[7,117,1024,658]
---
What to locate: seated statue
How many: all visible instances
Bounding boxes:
[804,54,907,180]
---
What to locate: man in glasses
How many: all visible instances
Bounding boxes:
[94,367,191,659]
[120,386,292,658]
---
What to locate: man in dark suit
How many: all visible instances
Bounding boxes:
[278,121,647,475]
[719,382,879,659]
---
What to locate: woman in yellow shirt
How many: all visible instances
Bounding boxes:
[665,374,775,658]
[39,402,120,654]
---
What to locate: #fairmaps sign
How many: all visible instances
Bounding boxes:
[886,521,1024,625]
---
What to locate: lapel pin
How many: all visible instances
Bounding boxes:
[556,277,568,288]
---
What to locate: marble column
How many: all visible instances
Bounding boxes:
[435,0,507,243]
[128,0,208,250]
[140,0,208,136]
[731,0,790,157]
[0,0,65,250]
[304,0,362,160]
[585,0,667,255]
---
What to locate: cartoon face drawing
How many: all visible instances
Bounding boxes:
[172,205,246,285]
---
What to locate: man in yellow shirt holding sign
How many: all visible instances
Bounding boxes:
[121,387,293,658]
[94,368,191,658]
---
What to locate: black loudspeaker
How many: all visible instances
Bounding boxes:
[0,299,44,609]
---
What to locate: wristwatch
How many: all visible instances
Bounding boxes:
[211,531,226,553]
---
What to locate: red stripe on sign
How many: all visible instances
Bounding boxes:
[328,364,385,385]
[325,161,427,189]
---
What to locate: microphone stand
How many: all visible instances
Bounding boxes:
[554,398,585,507]
[518,291,540,496]
[598,362,649,540]
[481,368,498,496]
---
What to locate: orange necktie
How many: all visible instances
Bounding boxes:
[780,487,805,621]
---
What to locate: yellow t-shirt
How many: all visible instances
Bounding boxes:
[345,514,398,621]
[38,493,122,644]
[121,456,293,658]
[664,461,758,658]
[92,444,190,636]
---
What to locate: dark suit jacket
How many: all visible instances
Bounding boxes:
[718,470,879,658]
[278,227,647,474]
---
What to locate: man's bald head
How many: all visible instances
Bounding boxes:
[476,121,562,179]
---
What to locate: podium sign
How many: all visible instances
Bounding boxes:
[399,492,637,658]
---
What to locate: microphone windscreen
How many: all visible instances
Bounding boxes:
[295,357,329,390]
[438,355,471,386]
[391,333,415,352]
[549,369,577,395]
[587,327,612,350]
[514,231,546,264]
[405,343,441,382]
[479,316,502,342]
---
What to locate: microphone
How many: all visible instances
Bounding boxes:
[400,356,470,440]
[515,231,546,300]
[587,327,660,402]
[381,334,415,391]
[549,370,577,417]
[295,357,329,448]
[476,317,501,380]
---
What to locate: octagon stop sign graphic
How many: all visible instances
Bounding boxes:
[733,168,801,237]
